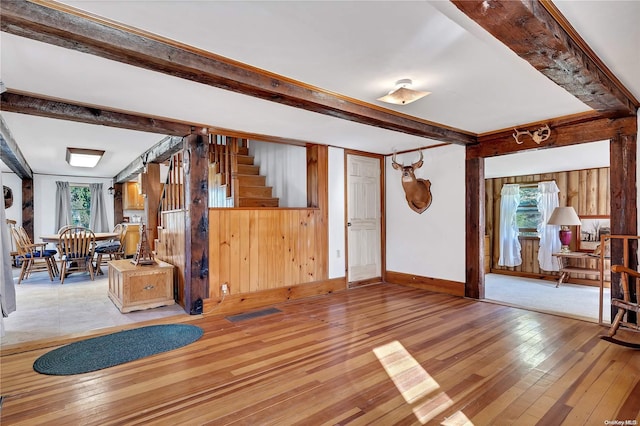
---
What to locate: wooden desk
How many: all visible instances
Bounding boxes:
[40,232,118,243]
[552,251,601,287]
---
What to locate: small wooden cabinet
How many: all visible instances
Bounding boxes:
[108,259,175,313]
[124,181,144,210]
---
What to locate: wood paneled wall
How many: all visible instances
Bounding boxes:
[155,210,187,307]
[486,167,610,282]
[208,208,328,299]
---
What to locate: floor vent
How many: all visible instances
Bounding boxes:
[225,307,282,323]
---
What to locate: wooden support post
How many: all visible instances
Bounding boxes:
[22,178,33,241]
[184,133,209,314]
[143,163,161,244]
[465,155,485,299]
[114,182,123,225]
[306,144,329,280]
[609,132,638,321]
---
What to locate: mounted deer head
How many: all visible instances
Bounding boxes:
[3,185,13,209]
[391,150,432,214]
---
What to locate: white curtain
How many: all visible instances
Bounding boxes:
[1,173,17,336]
[54,181,72,232]
[537,181,561,271]
[89,183,109,232]
[498,184,522,267]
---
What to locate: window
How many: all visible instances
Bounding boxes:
[70,185,91,228]
[515,185,541,238]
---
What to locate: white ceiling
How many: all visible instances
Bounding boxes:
[1,1,638,178]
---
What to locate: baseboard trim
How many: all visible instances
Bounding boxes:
[385,271,465,296]
[489,269,609,288]
[203,277,347,317]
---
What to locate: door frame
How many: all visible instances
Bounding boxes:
[344,149,386,287]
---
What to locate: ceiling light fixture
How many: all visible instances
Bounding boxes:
[377,79,431,105]
[66,147,105,168]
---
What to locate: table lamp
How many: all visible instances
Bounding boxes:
[547,206,581,252]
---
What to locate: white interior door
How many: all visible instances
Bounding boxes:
[347,154,381,282]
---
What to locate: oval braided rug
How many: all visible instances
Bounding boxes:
[33,324,203,375]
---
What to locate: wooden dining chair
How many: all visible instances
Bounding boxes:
[58,227,97,284]
[10,226,56,284]
[6,219,19,267]
[16,225,60,276]
[601,264,640,349]
[94,224,127,273]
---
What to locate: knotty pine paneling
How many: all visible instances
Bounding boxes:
[155,210,187,308]
[486,167,610,283]
[209,208,328,299]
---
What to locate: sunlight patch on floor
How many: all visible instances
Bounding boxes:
[374,340,470,425]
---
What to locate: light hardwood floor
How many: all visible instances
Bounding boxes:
[1,283,638,425]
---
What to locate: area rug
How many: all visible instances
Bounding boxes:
[33,324,203,375]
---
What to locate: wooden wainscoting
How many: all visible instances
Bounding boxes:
[209,208,329,299]
[155,210,187,307]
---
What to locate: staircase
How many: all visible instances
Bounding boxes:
[210,138,279,208]
[235,147,279,207]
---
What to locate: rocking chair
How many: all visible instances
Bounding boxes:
[601,264,640,349]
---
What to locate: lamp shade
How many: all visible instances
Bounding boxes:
[547,207,581,226]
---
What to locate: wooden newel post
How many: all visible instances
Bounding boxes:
[184,132,209,314]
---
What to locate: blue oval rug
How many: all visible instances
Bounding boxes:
[33,324,203,375]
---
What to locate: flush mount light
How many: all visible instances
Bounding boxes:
[377,78,431,105]
[66,147,105,168]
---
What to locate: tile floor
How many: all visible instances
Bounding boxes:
[1,266,187,346]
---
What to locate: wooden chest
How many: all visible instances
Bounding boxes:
[108,259,175,313]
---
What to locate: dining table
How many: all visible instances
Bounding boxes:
[40,232,119,244]
[40,232,120,277]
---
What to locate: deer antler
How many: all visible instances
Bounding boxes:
[531,124,551,144]
[512,129,531,145]
[513,124,551,145]
[411,150,424,169]
[392,151,403,168]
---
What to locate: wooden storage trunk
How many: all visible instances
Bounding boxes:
[108,259,175,313]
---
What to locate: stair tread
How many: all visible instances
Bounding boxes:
[237,197,279,207]
[236,155,255,165]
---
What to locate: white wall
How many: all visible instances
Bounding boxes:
[33,174,114,244]
[385,144,466,283]
[328,147,345,278]
[485,140,610,178]
[2,172,22,227]
[249,141,307,207]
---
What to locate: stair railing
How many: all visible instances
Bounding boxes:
[157,150,185,226]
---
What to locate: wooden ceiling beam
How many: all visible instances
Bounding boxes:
[467,115,637,158]
[0,115,33,179]
[114,136,184,183]
[1,91,195,137]
[451,0,637,116]
[0,0,476,145]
